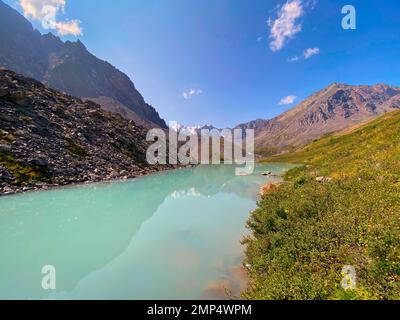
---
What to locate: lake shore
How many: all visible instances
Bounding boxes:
[0,164,185,197]
[0,163,293,299]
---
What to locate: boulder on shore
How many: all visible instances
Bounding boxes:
[262,171,272,176]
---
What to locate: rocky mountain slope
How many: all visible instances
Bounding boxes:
[0,69,172,196]
[237,83,400,152]
[0,0,166,129]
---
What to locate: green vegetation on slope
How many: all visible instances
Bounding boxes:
[244,110,400,300]
[0,149,51,185]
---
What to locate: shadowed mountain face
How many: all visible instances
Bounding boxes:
[0,0,166,129]
[237,83,400,151]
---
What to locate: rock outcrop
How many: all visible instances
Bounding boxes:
[0,69,173,196]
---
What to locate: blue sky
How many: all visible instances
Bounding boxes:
[5,0,400,127]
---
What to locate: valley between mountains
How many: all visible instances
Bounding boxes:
[0,0,399,301]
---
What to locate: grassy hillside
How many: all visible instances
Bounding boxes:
[243,110,400,300]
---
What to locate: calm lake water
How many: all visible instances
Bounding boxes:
[0,164,295,300]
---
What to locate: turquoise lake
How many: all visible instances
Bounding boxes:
[0,164,295,300]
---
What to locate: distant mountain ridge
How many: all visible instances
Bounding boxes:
[236,82,400,152]
[0,0,166,129]
[173,81,400,154]
[170,123,223,136]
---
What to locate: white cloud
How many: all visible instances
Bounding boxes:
[53,20,81,36]
[279,95,297,105]
[288,56,300,62]
[306,0,318,10]
[289,47,320,62]
[303,47,320,59]
[182,88,203,100]
[257,36,263,42]
[268,0,304,52]
[19,0,82,36]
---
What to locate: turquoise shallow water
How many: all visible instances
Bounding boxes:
[0,164,295,300]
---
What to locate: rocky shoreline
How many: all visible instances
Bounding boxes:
[0,165,180,197]
[0,164,187,197]
[0,69,175,197]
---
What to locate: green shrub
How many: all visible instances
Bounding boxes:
[65,139,89,158]
[0,151,51,184]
